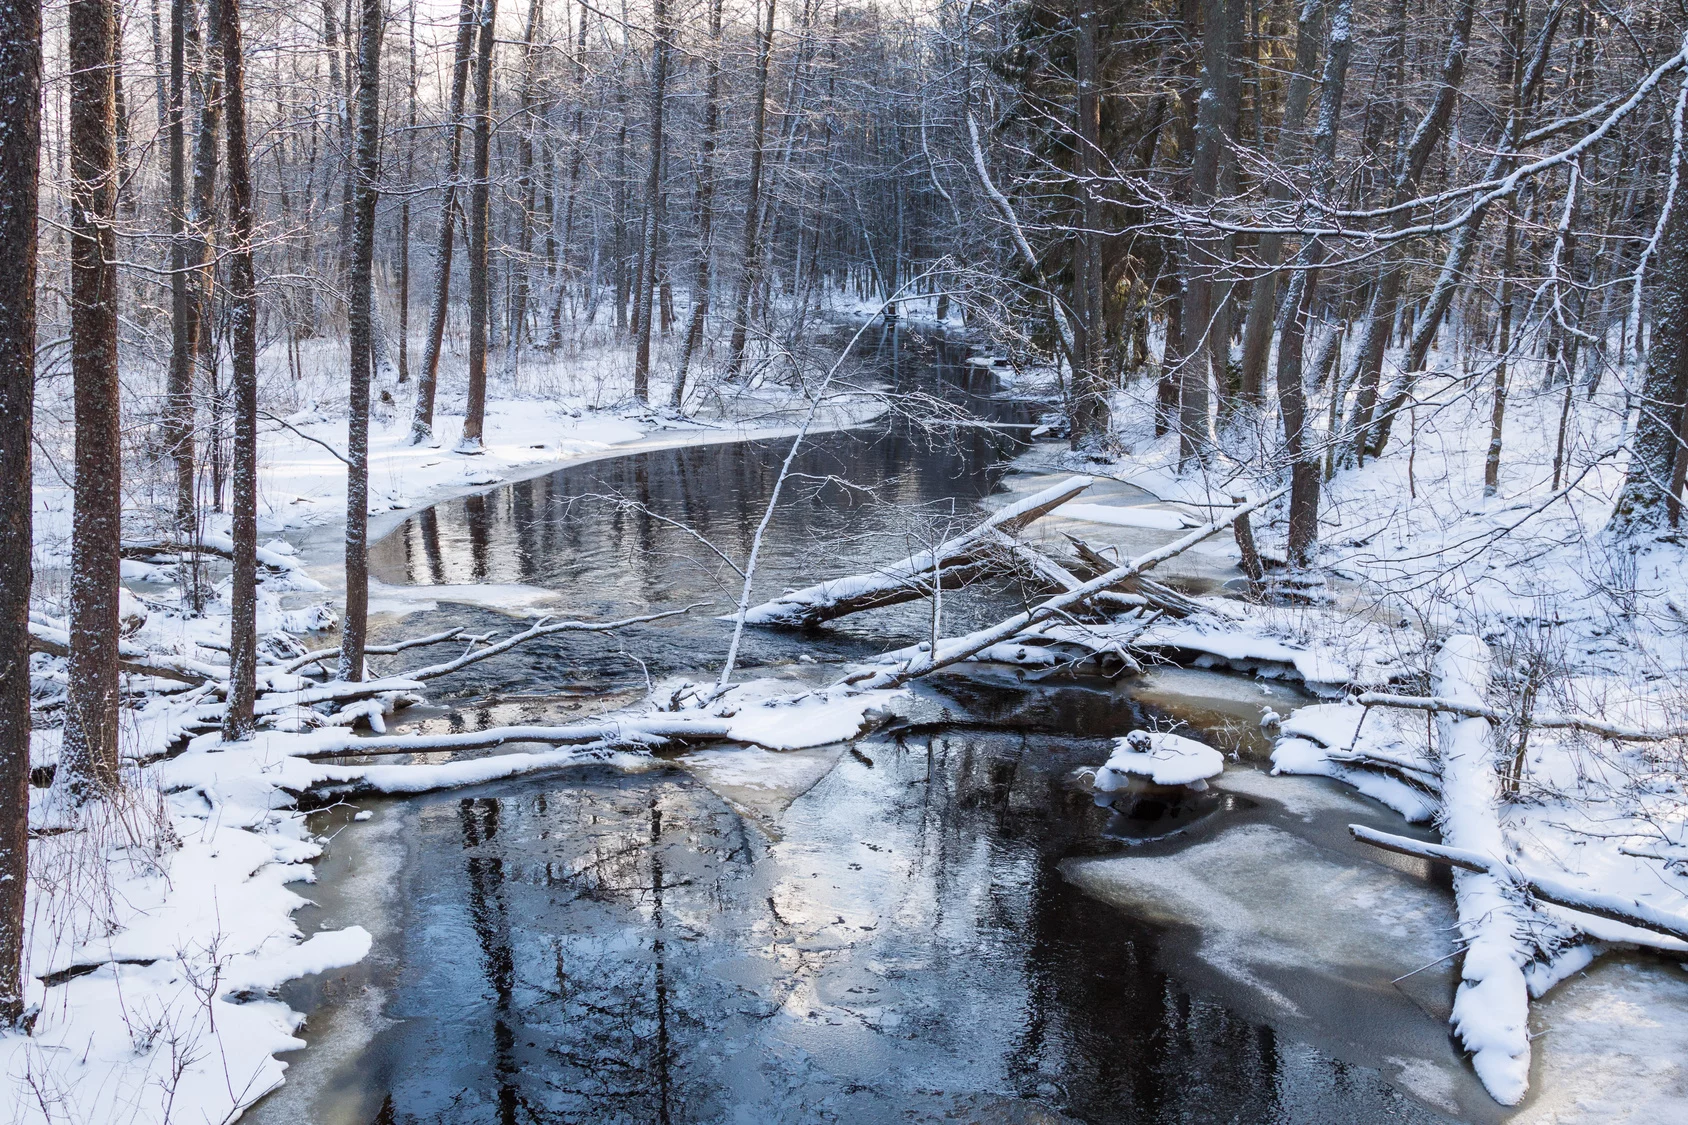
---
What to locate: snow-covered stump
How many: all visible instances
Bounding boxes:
[1433,634,1535,1105]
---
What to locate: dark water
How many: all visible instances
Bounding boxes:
[265,329,1466,1125]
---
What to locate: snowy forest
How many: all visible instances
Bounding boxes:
[4,0,1688,1118]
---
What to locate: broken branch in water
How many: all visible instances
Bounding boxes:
[1355,691,1688,741]
[398,605,704,681]
[842,488,1290,690]
[287,714,737,760]
[738,476,1094,627]
[1349,824,1688,946]
[283,627,470,674]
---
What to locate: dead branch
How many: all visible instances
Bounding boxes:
[1356,691,1688,741]
[739,476,1092,627]
[842,488,1289,690]
[1350,824,1688,946]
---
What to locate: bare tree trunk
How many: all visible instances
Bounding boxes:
[1069,0,1110,449]
[1484,210,1518,497]
[410,0,477,444]
[672,0,723,407]
[165,0,196,568]
[0,0,42,1024]
[1178,0,1240,464]
[1235,0,1322,406]
[508,0,543,374]
[632,0,670,403]
[724,0,775,378]
[62,0,123,797]
[1610,80,1688,536]
[397,1,416,383]
[339,0,384,682]
[1275,0,1352,569]
[189,0,224,513]
[220,0,257,739]
[460,0,496,450]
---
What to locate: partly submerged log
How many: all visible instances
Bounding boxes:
[842,488,1289,690]
[739,476,1093,627]
[1064,534,1206,617]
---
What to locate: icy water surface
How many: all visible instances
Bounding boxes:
[252,328,1493,1124]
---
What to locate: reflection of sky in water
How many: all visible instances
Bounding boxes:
[363,726,1459,1125]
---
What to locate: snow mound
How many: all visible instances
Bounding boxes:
[1095,730,1224,789]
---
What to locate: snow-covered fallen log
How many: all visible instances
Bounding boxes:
[739,475,1092,627]
[841,488,1289,690]
[1428,635,1536,1106]
[28,620,228,685]
[281,627,468,673]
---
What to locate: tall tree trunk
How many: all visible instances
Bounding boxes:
[724,0,776,378]
[220,0,257,739]
[1178,0,1241,464]
[410,0,477,444]
[165,0,196,564]
[1340,0,1479,463]
[1235,0,1322,407]
[673,0,724,406]
[508,0,543,375]
[1068,0,1110,449]
[189,0,224,513]
[633,0,670,402]
[460,0,497,449]
[397,1,416,383]
[339,0,384,682]
[0,0,42,1025]
[1275,0,1353,569]
[62,0,123,797]
[1609,89,1688,536]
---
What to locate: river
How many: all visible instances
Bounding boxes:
[249,326,1508,1124]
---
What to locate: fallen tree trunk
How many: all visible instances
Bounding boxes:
[282,627,468,674]
[1356,690,1688,742]
[1350,824,1688,947]
[286,715,737,759]
[28,622,226,685]
[122,534,311,575]
[739,476,1093,627]
[842,488,1289,690]
[1064,535,1206,617]
[1428,635,1534,1106]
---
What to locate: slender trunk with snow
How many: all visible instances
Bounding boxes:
[409,0,477,444]
[0,0,41,1024]
[460,0,496,449]
[673,0,724,406]
[632,0,669,403]
[723,0,775,379]
[338,0,384,683]
[220,0,258,739]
